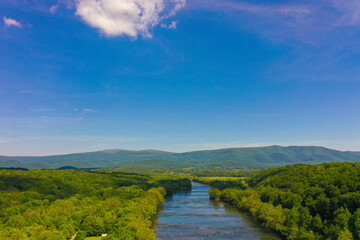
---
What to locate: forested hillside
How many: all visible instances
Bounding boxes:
[1,146,360,170]
[207,163,360,240]
[0,170,191,240]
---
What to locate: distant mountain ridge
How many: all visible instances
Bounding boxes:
[350,151,360,157]
[1,146,360,170]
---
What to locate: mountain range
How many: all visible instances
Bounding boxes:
[0,146,359,170]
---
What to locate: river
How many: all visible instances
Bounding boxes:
[154,182,282,240]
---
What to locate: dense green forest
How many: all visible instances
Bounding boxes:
[0,169,191,240]
[1,146,360,170]
[207,163,360,240]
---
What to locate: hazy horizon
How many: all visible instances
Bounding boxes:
[1,144,359,157]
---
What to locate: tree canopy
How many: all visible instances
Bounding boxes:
[204,163,360,240]
[0,169,191,240]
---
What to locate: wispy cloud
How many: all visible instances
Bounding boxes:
[188,0,317,44]
[188,0,360,45]
[331,0,360,26]
[186,0,360,83]
[74,107,97,114]
[3,16,22,28]
[198,0,311,17]
[161,21,177,29]
[82,108,97,113]
[75,0,186,38]
[190,0,312,20]
[49,5,59,14]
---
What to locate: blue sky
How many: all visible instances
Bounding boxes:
[1,0,360,155]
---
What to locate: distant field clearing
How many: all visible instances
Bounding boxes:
[196,177,247,181]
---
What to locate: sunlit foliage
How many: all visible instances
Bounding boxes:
[0,169,191,239]
[207,163,360,240]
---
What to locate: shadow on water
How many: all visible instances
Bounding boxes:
[154,182,282,240]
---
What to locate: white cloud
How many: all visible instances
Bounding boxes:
[50,5,59,14]
[75,0,186,37]
[168,0,186,16]
[3,17,22,28]
[161,20,177,29]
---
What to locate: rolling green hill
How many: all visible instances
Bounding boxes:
[0,146,359,170]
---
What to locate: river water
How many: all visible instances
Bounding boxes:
[154,182,282,240]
